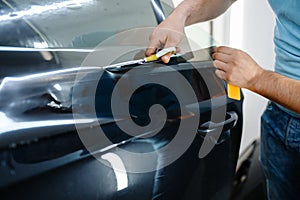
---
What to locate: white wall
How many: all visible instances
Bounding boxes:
[230,0,275,152]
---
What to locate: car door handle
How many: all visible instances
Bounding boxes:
[197,111,238,144]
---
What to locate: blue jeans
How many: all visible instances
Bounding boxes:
[261,102,300,200]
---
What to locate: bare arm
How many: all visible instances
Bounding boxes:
[254,70,300,114]
[146,0,236,62]
[213,46,300,114]
[181,0,236,26]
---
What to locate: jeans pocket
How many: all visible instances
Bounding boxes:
[285,117,300,153]
[261,102,272,124]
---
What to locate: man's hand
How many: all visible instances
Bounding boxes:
[213,46,300,114]
[212,46,264,90]
[145,14,185,63]
[146,0,236,63]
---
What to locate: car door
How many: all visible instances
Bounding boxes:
[0,0,243,199]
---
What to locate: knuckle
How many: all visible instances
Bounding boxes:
[213,60,219,68]
[236,50,243,56]
[231,59,238,66]
[213,53,219,60]
[215,69,222,78]
[218,46,224,52]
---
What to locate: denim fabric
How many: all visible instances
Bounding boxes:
[261,102,300,200]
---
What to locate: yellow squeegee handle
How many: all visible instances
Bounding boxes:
[144,47,177,62]
[144,54,159,62]
[227,83,241,100]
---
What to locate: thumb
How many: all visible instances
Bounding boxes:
[161,52,172,63]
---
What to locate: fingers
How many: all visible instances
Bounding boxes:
[212,52,231,63]
[146,39,180,63]
[212,46,236,82]
[213,60,228,72]
[146,26,184,63]
[212,46,256,88]
[215,69,227,80]
[146,30,165,56]
[212,46,238,63]
[145,47,157,57]
[161,52,172,63]
[146,39,163,57]
[213,46,236,55]
[147,45,180,64]
[146,28,167,56]
[213,60,230,81]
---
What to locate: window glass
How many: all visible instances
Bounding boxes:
[0,0,173,48]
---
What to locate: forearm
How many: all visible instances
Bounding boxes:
[173,0,236,26]
[251,70,300,114]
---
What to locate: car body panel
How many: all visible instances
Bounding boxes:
[0,0,243,199]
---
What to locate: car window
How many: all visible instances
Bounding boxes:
[0,0,173,48]
[0,1,46,48]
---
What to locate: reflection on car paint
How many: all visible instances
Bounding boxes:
[101,152,129,191]
[0,0,94,22]
[0,0,244,199]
